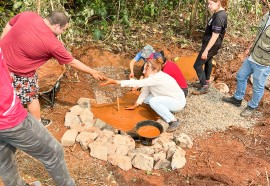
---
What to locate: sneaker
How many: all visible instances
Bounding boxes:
[192,85,210,95]
[240,106,261,118]
[167,119,180,132]
[192,82,202,89]
[222,96,242,107]
[25,181,42,186]
[41,118,52,127]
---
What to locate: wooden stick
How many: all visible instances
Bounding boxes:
[117,96,120,111]
[266,167,269,186]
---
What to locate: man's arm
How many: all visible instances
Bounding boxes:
[68,59,105,80]
[1,23,12,39]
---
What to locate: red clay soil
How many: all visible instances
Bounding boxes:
[2,44,269,186]
[44,45,270,185]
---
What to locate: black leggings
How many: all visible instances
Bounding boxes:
[193,50,213,86]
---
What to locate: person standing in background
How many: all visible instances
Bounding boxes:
[0,48,75,186]
[193,0,228,95]
[0,11,105,126]
[222,0,270,117]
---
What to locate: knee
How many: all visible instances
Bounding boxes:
[236,71,248,81]
[193,63,201,71]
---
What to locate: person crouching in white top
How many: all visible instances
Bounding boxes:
[101,52,186,132]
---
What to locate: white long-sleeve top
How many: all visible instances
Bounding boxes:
[120,71,186,105]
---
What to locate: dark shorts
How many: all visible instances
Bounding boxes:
[10,73,39,105]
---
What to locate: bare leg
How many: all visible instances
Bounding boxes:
[27,98,41,120]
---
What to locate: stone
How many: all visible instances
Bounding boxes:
[132,153,154,171]
[69,105,84,115]
[107,143,118,155]
[153,152,166,162]
[113,134,135,151]
[167,146,185,160]
[154,159,170,170]
[135,146,155,156]
[103,124,119,134]
[79,108,94,123]
[171,149,186,170]
[214,82,229,93]
[108,155,132,171]
[64,112,81,127]
[162,141,176,151]
[102,129,115,139]
[89,142,108,161]
[174,133,193,149]
[76,132,96,150]
[61,129,79,146]
[95,119,108,130]
[115,145,129,156]
[85,126,102,134]
[70,122,94,133]
[77,97,91,109]
[150,142,163,153]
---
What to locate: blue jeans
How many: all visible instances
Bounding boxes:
[0,114,75,186]
[144,94,186,123]
[234,58,270,108]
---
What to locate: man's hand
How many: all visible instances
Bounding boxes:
[91,70,106,81]
[100,78,118,86]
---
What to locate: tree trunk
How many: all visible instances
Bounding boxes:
[189,0,199,37]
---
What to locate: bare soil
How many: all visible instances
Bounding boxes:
[1,40,270,186]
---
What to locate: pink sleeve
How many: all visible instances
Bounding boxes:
[9,12,23,26]
[50,41,74,65]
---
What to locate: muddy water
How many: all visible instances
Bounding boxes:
[175,53,198,81]
[91,91,159,132]
[91,54,198,131]
[137,126,160,138]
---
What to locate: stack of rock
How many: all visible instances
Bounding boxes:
[61,98,193,171]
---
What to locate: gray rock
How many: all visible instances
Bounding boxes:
[76,132,95,150]
[69,105,84,115]
[64,112,81,127]
[108,155,132,171]
[94,119,107,130]
[113,134,135,151]
[89,142,108,161]
[154,159,170,170]
[174,133,193,149]
[77,97,91,109]
[132,153,154,171]
[61,129,79,146]
[171,149,186,170]
[79,108,94,123]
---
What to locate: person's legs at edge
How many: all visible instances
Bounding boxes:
[193,51,207,86]
[0,114,75,186]
[0,142,26,186]
[248,63,270,108]
[234,58,254,101]
[27,98,41,120]
[204,58,213,83]
[193,50,213,86]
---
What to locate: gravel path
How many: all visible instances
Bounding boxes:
[93,66,257,137]
[176,85,257,137]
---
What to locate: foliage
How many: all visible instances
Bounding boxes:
[0,0,264,44]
